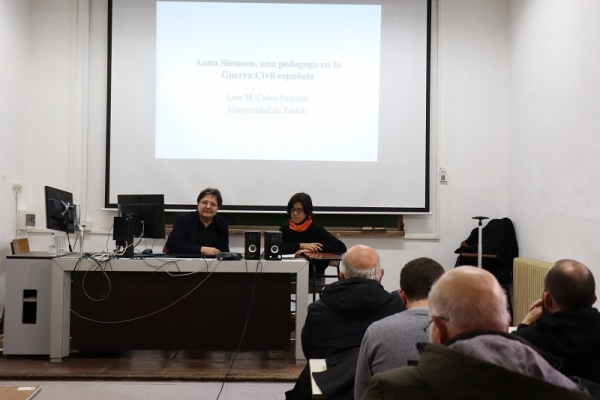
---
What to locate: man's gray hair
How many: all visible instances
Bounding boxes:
[340,252,382,281]
[428,275,510,331]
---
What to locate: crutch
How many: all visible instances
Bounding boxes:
[472,216,489,267]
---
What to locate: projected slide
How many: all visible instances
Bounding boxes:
[109,0,430,210]
[155,2,382,162]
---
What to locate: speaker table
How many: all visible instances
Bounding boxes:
[50,257,309,363]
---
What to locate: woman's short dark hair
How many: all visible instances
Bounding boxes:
[197,188,223,207]
[287,192,313,216]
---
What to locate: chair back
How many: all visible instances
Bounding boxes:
[455,218,518,284]
[11,238,30,255]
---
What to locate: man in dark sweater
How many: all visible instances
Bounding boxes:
[285,245,405,400]
[165,188,229,255]
[513,259,600,382]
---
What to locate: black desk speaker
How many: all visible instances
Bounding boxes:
[245,231,261,260]
[264,231,282,260]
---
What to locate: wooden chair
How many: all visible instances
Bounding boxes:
[310,359,328,399]
[11,238,30,255]
[303,253,343,302]
[312,260,342,301]
[309,347,360,399]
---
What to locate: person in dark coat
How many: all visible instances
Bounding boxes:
[165,188,229,255]
[513,259,600,382]
[362,267,591,400]
[285,245,405,400]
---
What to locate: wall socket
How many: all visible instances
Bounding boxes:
[440,168,448,183]
[80,220,92,231]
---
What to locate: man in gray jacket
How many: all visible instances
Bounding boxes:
[354,257,444,399]
[361,266,592,400]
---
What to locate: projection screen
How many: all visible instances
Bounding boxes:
[106,0,432,213]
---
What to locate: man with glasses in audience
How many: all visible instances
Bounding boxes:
[354,257,444,399]
[361,267,592,400]
[166,188,229,256]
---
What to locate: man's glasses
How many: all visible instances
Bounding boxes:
[423,315,450,334]
[199,200,218,208]
[290,208,305,214]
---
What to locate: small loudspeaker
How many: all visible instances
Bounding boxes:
[245,231,261,260]
[264,231,282,260]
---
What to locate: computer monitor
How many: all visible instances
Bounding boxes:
[45,186,76,233]
[114,194,165,257]
[117,194,165,239]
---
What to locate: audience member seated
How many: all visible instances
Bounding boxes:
[285,245,405,400]
[165,188,229,256]
[354,257,444,399]
[513,259,600,382]
[361,267,591,400]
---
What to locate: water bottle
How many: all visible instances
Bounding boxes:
[48,232,57,256]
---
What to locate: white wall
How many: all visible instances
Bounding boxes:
[1,0,511,307]
[374,0,510,289]
[0,0,30,307]
[507,0,600,299]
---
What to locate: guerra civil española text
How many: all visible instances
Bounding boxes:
[194,59,342,81]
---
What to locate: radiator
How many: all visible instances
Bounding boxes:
[513,257,553,324]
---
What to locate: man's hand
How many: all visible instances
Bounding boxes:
[299,243,323,252]
[200,246,220,256]
[521,299,543,326]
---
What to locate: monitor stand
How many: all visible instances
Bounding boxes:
[78,223,86,258]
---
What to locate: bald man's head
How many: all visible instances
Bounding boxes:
[340,245,383,281]
[428,267,510,342]
[544,259,596,310]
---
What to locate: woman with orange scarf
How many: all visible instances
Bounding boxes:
[279,193,347,276]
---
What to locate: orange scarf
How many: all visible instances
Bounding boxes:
[289,217,312,233]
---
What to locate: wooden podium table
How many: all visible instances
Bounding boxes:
[50,257,309,363]
[302,252,343,263]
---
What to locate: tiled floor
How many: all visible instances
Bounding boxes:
[0,348,304,382]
